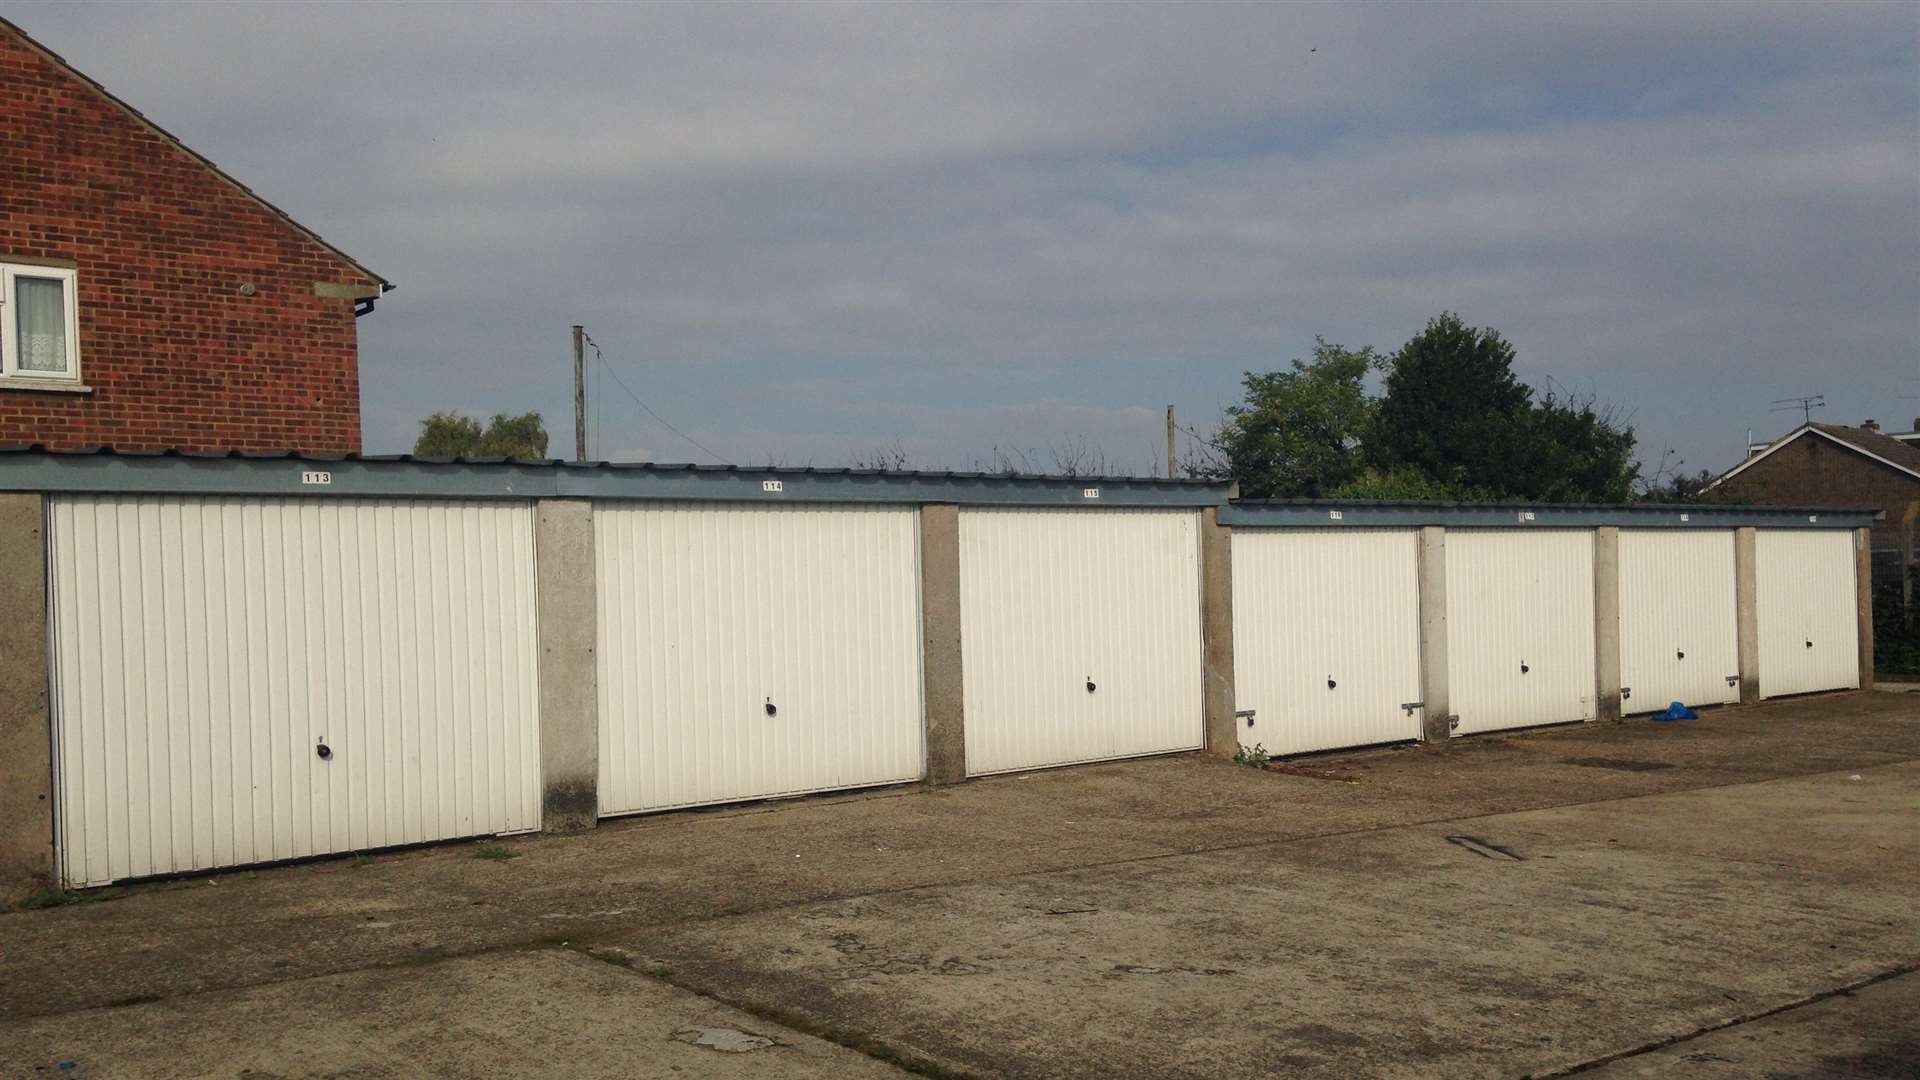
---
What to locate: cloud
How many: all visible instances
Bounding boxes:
[10,0,1917,473]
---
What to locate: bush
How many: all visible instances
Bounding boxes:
[1873,573,1920,676]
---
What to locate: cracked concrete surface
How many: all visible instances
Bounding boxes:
[1,949,902,1079]
[627,764,1919,1078]
[1,691,1915,1078]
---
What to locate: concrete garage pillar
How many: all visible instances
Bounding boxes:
[0,493,53,900]
[920,504,967,785]
[1734,527,1761,704]
[536,498,599,832]
[1856,527,1875,690]
[1417,526,1452,743]
[1200,507,1237,758]
[1593,527,1623,722]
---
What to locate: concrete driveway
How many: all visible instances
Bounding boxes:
[2,691,1916,1078]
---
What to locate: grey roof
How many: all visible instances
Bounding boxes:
[1222,497,1877,530]
[1809,423,1920,474]
[0,447,1877,527]
[0,445,1229,507]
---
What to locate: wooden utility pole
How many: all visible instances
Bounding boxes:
[572,324,587,462]
[1166,405,1176,479]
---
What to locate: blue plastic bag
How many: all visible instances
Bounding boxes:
[1652,701,1698,722]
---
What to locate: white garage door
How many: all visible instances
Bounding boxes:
[959,508,1203,775]
[1447,529,1596,735]
[1756,530,1860,698]
[1618,531,1740,713]
[48,495,542,888]
[1232,529,1422,756]
[595,502,925,815]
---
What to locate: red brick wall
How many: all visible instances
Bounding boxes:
[0,28,374,453]
[1708,435,1920,549]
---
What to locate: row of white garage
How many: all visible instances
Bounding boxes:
[47,497,1205,885]
[43,495,1859,886]
[1230,527,1859,756]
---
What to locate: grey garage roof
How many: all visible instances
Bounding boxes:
[0,447,1879,526]
[0,446,1231,508]
[1220,498,1879,530]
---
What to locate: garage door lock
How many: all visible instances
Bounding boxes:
[1400,701,1422,716]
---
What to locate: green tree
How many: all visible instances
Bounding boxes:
[1509,389,1638,502]
[1216,338,1380,498]
[1367,313,1638,502]
[1330,466,1494,502]
[1638,466,1716,503]
[1368,312,1531,491]
[413,411,550,460]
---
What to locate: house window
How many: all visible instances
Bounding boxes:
[0,263,81,384]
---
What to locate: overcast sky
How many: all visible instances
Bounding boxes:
[12,1,1918,475]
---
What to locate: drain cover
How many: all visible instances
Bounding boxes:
[1562,757,1674,772]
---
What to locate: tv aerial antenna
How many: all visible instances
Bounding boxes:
[1769,395,1825,425]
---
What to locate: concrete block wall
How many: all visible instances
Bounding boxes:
[920,504,968,784]
[1200,507,1237,758]
[0,493,52,899]
[535,499,598,833]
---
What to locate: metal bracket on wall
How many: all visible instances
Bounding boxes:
[1400,701,1423,716]
[1448,716,1461,731]
[1621,687,1632,700]
[1235,708,1257,729]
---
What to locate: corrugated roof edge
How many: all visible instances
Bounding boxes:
[1223,497,1879,529]
[0,448,1874,524]
[0,446,1229,508]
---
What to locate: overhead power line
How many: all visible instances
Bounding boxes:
[579,332,728,464]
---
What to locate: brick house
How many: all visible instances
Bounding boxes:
[0,17,388,453]
[1706,421,1918,554]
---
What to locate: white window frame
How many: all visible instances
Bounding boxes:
[0,263,85,389]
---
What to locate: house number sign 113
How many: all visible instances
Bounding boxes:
[301,470,333,486]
